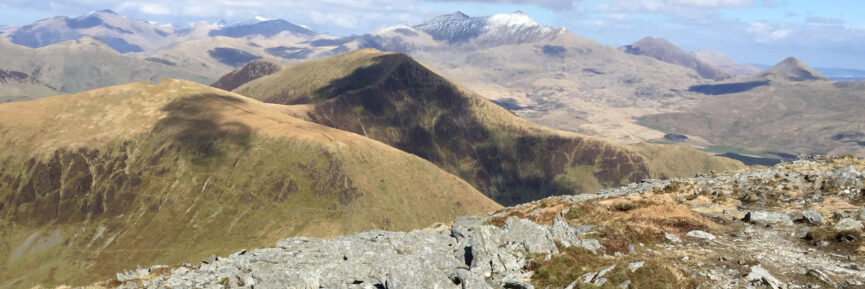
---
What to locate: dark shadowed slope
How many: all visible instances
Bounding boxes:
[211,59,282,91]
[232,49,743,205]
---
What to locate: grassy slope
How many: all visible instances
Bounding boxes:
[0,79,499,288]
[234,49,743,205]
[629,143,743,178]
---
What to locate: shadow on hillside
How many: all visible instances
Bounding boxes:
[152,94,252,164]
[294,54,649,205]
[314,56,391,99]
[688,80,770,95]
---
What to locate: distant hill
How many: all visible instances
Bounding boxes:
[0,10,322,54]
[620,37,732,81]
[754,63,865,81]
[0,69,58,103]
[639,57,865,156]
[0,38,211,94]
[693,49,764,77]
[209,19,317,38]
[211,59,282,91]
[0,10,198,53]
[231,49,743,205]
[0,79,499,289]
[757,57,827,81]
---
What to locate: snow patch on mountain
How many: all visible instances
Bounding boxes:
[412,11,563,46]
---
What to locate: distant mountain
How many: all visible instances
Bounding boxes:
[0,10,197,53]
[758,57,827,81]
[693,49,764,78]
[411,11,564,47]
[1,10,320,54]
[639,57,865,156]
[0,38,212,94]
[755,63,865,81]
[209,19,317,38]
[0,79,499,289]
[0,69,58,103]
[620,37,732,81]
[231,49,743,205]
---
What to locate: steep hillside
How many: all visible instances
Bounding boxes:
[639,57,864,156]
[0,38,212,94]
[233,49,742,205]
[0,69,58,103]
[0,79,499,289]
[620,37,732,81]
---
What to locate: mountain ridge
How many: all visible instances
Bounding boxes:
[232,49,743,205]
[0,78,500,289]
[759,56,828,81]
[620,37,732,81]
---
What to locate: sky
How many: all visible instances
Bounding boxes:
[0,0,863,69]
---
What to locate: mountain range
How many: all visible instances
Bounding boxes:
[3,9,863,157]
[2,8,860,288]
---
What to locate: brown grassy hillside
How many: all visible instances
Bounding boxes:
[0,79,499,289]
[233,49,743,205]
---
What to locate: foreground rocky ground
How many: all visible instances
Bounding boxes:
[81,156,865,288]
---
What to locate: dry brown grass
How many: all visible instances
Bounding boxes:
[0,79,501,289]
[524,194,731,255]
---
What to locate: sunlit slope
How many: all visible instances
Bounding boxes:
[0,79,499,289]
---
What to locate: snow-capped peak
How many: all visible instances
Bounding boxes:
[413,11,561,43]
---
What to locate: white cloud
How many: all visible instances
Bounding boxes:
[747,22,790,43]
[424,0,577,9]
[675,0,752,8]
[598,0,754,14]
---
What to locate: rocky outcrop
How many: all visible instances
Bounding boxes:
[111,213,606,288]
[104,156,865,289]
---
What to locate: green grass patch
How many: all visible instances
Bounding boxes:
[529,247,687,288]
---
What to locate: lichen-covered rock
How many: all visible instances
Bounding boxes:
[790,210,825,226]
[834,218,864,231]
[745,211,793,226]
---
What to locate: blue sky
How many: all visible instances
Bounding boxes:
[1,0,863,69]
